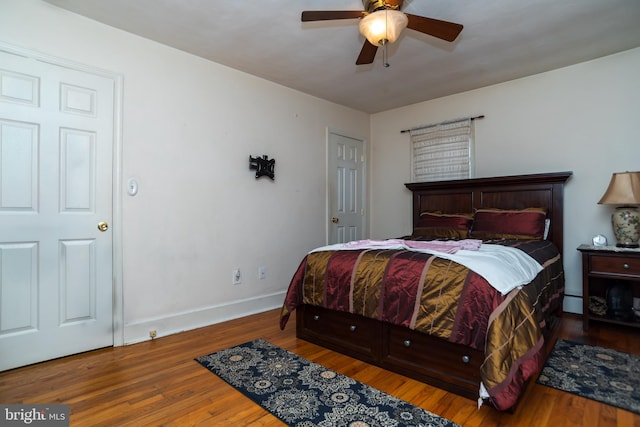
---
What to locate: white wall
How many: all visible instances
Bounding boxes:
[370,47,640,313]
[0,0,370,343]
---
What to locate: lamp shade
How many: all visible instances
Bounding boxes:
[358,9,408,46]
[598,171,640,205]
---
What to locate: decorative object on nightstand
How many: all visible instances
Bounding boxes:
[598,171,640,248]
[588,296,607,316]
[606,283,634,321]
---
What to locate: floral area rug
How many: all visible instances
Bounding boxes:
[537,339,640,414]
[196,339,460,426]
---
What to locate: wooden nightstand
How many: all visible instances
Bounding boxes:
[578,244,640,330]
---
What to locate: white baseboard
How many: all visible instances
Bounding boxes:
[123,291,286,344]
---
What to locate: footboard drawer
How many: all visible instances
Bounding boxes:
[381,323,482,399]
[296,305,381,363]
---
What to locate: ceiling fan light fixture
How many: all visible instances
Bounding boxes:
[358,9,408,46]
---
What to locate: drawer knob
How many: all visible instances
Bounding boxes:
[623,263,630,269]
[349,325,357,332]
[313,315,320,321]
[462,355,470,364]
[403,339,411,347]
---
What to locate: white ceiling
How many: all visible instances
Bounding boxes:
[44,0,640,114]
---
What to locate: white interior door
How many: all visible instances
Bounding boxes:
[0,49,115,371]
[327,131,366,244]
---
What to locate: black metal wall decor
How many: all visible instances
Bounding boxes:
[249,155,275,180]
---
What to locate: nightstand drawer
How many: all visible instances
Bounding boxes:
[590,255,640,278]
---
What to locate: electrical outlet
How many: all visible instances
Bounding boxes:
[149,330,157,339]
[258,266,266,280]
[232,268,241,285]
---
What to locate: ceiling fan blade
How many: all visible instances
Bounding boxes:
[356,40,378,65]
[301,11,364,21]
[405,14,463,42]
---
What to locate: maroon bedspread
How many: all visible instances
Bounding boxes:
[280,239,564,410]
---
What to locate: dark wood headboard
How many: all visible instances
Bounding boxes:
[405,171,573,253]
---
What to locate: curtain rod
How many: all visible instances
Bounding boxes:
[400,115,485,134]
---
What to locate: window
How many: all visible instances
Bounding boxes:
[410,118,474,182]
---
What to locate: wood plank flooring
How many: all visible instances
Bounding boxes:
[1,309,639,426]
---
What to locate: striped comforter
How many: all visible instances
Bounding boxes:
[280,239,564,410]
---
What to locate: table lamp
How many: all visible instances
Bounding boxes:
[598,171,640,248]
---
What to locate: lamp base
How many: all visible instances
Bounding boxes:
[616,242,639,249]
[612,207,640,248]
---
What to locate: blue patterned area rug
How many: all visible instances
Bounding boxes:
[196,339,459,426]
[537,339,640,414]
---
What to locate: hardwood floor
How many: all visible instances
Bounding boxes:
[1,309,639,426]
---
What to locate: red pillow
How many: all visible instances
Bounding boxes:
[413,212,473,239]
[470,208,547,240]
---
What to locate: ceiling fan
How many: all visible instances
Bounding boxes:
[301,0,463,65]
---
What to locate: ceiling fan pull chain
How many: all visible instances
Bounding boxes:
[382,41,390,67]
[383,9,390,67]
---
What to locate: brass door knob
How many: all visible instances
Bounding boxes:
[330,216,339,223]
[97,221,109,232]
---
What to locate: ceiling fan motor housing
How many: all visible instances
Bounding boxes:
[363,0,401,14]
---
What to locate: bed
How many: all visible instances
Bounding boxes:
[280,171,572,411]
